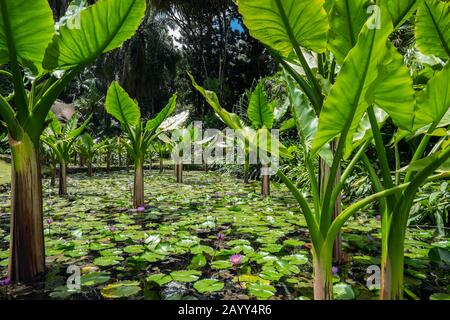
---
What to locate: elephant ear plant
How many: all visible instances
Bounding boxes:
[76,133,105,177]
[0,0,146,282]
[237,0,450,299]
[41,112,91,195]
[190,74,291,196]
[105,81,178,208]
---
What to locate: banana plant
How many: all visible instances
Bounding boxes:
[102,137,118,172]
[151,141,170,173]
[76,133,105,177]
[41,113,91,195]
[190,75,289,197]
[236,0,450,300]
[0,0,146,282]
[105,81,178,208]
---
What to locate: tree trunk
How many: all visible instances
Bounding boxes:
[8,134,45,283]
[87,161,93,177]
[176,163,183,183]
[50,165,56,187]
[133,160,144,208]
[59,160,67,195]
[313,251,333,300]
[106,154,111,172]
[159,157,163,173]
[79,155,84,167]
[261,164,270,197]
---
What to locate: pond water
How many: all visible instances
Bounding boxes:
[0,170,448,300]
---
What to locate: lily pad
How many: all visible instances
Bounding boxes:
[193,279,224,293]
[101,281,141,299]
[170,270,201,283]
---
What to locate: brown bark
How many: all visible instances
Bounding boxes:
[133,161,144,208]
[159,157,164,173]
[87,161,93,177]
[59,160,67,195]
[261,164,270,197]
[176,163,183,183]
[8,134,45,283]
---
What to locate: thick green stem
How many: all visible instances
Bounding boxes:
[313,249,333,300]
[8,133,45,283]
[261,163,270,197]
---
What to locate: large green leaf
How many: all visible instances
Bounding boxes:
[0,0,54,73]
[385,0,421,29]
[328,0,371,65]
[106,81,141,128]
[312,7,393,156]
[237,0,329,55]
[416,0,450,60]
[189,73,242,130]
[369,43,416,131]
[414,63,450,129]
[145,94,177,132]
[247,82,274,129]
[43,0,146,70]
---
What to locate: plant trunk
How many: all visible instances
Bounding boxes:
[59,160,67,195]
[87,161,93,177]
[133,160,144,208]
[50,165,56,187]
[313,251,333,300]
[106,155,111,172]
[8,134,45,283]
[319,140,343,264]
[159,157,163,173]
[381,225,405,300]
[176,163,183,183]
[79,155,84,167]
[244,152,249,184]
[261,164,270,197]
[204,162,208,173]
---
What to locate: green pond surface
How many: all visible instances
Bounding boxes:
[0,170,448,300]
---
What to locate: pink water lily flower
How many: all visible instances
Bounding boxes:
[0,277,11,286]
[137,206,145,212]
[109,225,116,232]
[230,254,243,265]
[47,218,54,225]
[216,233,225,241]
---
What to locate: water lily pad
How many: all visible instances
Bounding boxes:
[430,293,450,300]
[101,281,141,299]
[193,279,224,293]
[189,254,207,269]
[170,270,201,282]
[211,260,232,270]
[123,245,145,254]
[247,283,276,299]
[81,272,111,286]
[333,283,355,300]
[93,256,121,267]
[146,273,173,286]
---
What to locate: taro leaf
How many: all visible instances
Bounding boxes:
[189,254,207,270]
[333,283,355,300]
[43,0,146,70]
[146,273,172,286]
[211,260,232,270]
[106,81,141,128]
[193,279,224,293]
[247,283,276,299]
[328,0,371,65]
[101,281,141,299]
[0,0,54,74]
[430,293,450,300]
[93,256,121,267]
[80,272,110,287]
[386,0,422,29]
[416,0,450,60]
[237,0,329,55]
[247,82,274,129]
[170,270,201,283]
